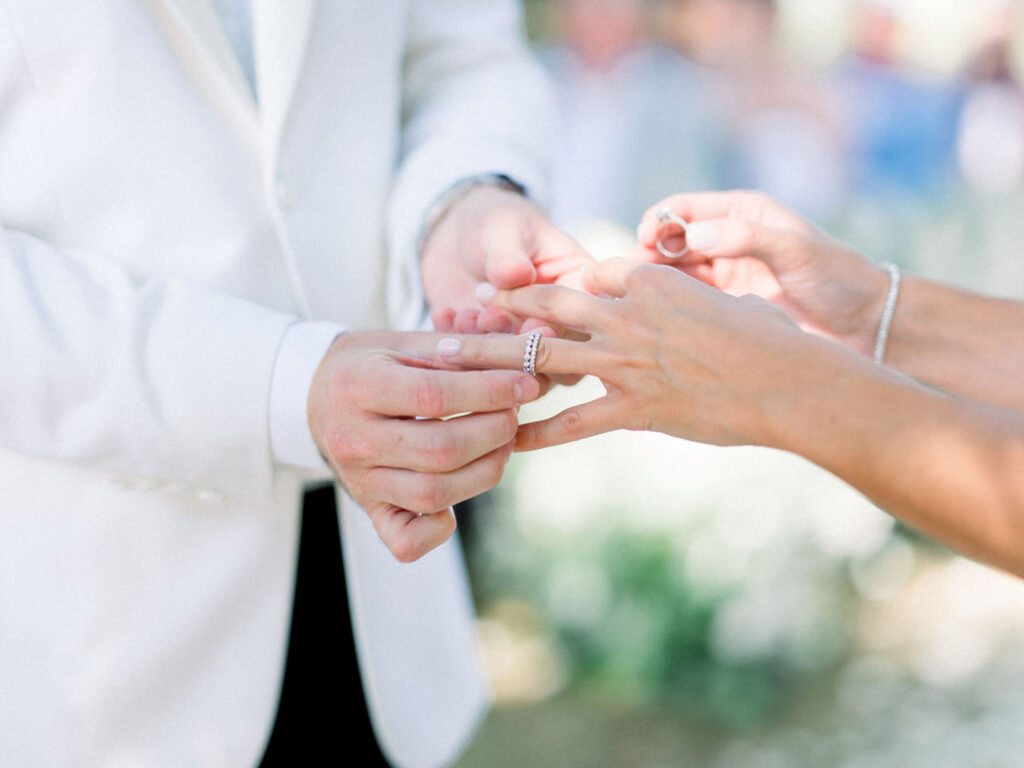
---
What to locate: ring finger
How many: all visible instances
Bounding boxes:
[480,283,608,334]
[436,330,607,379]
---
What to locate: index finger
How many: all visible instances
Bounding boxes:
[478,282,609,334]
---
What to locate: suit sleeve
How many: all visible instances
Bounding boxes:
[385,0,556,331]
[0,224,301,493]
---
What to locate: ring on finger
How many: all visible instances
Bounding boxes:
[522,330,542,377]
[655,207,689,259]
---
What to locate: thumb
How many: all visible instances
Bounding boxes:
[483,222,538,289]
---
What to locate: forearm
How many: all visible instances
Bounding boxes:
[1,226,295,491]
[456,257,1024,575]
[770,339,1024,577]
[881,276,1024,412]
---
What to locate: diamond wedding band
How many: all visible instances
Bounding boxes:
[522,330,541,377]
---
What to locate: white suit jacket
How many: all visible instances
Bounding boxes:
[0,2,552,766]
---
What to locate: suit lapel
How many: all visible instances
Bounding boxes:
[148,0,317,165]
[146,0,256,112]
[253,0,317,165]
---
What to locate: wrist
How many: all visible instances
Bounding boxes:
[838,251,900,358]
[418,174,527,260]
[418,180,541,310]
[872,275,941,379]
[760,333,882,457]
[872,263,901,365]
[753,330,848,449]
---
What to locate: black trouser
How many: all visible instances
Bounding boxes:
[259,484,391,766]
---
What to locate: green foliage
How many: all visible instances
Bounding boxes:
[553,528,797,729]
[466,493,834,731]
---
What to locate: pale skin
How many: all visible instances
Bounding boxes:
[435,191,1024,578]
[632,190,1024,412]
[424,185,593,335]
[307,186,591,562]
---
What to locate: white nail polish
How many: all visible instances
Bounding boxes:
[686,221,719,251]
[437,338,462,357]
[475,282,498,303]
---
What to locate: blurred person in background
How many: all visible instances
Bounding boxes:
[956,2,1024,195]
[440,188,1024,581]
[534,0,726,239]
[828,0,963,205]
[661,0,847,223]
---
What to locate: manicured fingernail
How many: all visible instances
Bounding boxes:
[475,282,498,304]
[686,221,719,251]
[637,219,655,243]
[437,338,462,357]
[514,375,540,403]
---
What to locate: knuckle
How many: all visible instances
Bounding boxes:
[485,375,511,410]
[329,367,363,404]
[557,408,588,438]
[414,376,447,417]
[737,293,762,309]
[391,536,424,564]
[342,467,374,506]
[626,264,660,291]
[413,475,447,513]
[425,431,461,471]
[741,293,790,322]
[533,291,557,317]
[325,430,361,467]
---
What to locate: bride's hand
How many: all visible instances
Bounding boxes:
[435,258,850,451]
[633,190,891,357]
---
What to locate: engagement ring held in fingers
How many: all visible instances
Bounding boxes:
[522,330,541,377]
[655,208,689,259]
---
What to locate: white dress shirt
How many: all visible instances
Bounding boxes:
[211,0,257,96]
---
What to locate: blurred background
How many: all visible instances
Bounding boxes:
[453,1,1024,766]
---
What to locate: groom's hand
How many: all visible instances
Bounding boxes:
[420,184,595,335]
[307,330,540,562]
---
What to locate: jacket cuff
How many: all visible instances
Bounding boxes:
[269,321,346,472]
